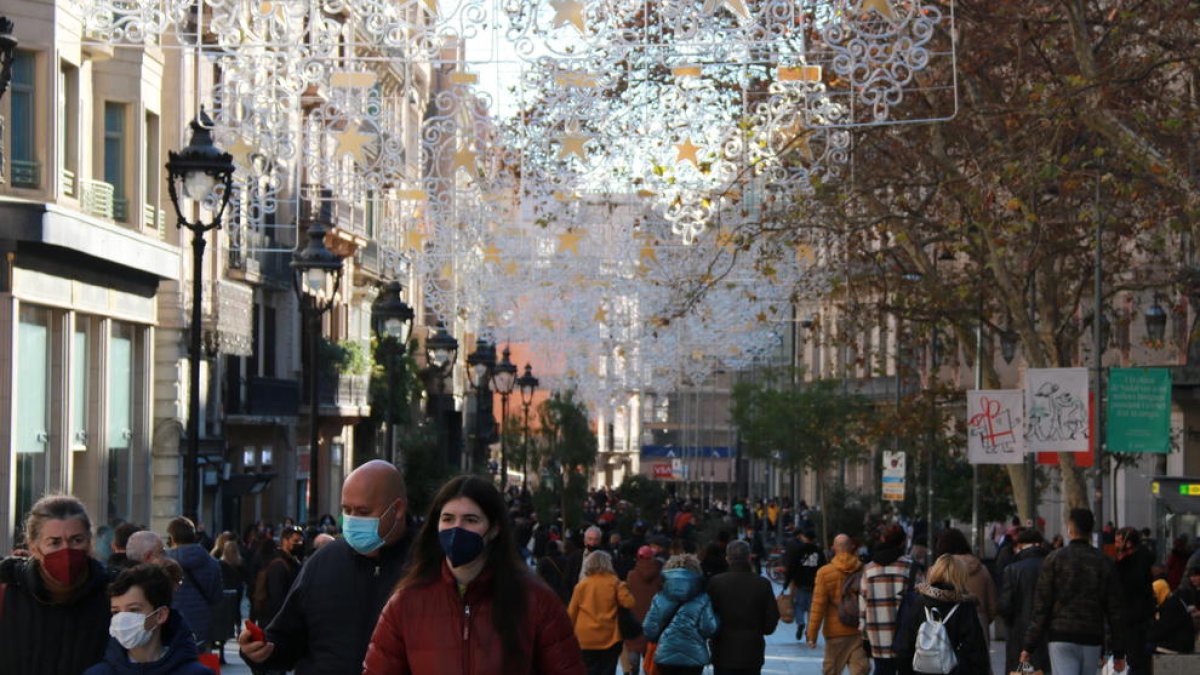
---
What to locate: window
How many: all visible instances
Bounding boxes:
[104,102,128,221]
[108,322,134,523]
[10,51,38,188]
[72,321,89,450]
[144,112,160,230]
[365,190,377,238]
[15,305,51,537]
[59,62,79,197]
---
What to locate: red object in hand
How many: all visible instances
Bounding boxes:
[245,620,265,643]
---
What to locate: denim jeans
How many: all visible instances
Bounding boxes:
[1048,641,1102,675]
[794,586,814,636]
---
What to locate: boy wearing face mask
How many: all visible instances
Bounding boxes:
[0,494,112,674]
[84,563,212,675]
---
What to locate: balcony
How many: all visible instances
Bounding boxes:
[61,168,76,198]
[227,376,301,420]
[11,159,39,189]
[144,202,166,239]
[316,373,371,418]
[79,178,115,219]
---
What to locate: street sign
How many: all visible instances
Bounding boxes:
[882,451,905,501]
[1107,368,1171,454]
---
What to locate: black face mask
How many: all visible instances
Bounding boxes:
[584,544,598,553]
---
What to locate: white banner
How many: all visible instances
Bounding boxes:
[1025,368,1091,453]
[967,390,1027,464]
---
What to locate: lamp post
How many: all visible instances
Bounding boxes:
[165,109,235,520]
[491,347,517,489]
[516,363,539,491]
[0,17,16,101]
[466,338,496,474]
[1145,294,1168,343]
[371,281,414,465]
[291,212,344,522]
[424,321,459,471]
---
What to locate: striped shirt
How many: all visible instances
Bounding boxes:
[858,555,922,658]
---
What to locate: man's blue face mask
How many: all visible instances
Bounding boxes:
[342,501,398,555]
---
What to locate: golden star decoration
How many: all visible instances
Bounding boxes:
[862,0,897,21]
[640,245,658,263]
[540,318,557,330]
[777,120,815,162]
[701,0,750,20]
[594,307,608,323]
[502,261,521,276]
[452,146,477,174]
[675,139,701,166]
[334,127,375,165]
[557,130,591,161]
[557,231,584,254]
[482,245,502,264]
[225,136,256,168]
[405,231,428,250]
[550,0,587,33]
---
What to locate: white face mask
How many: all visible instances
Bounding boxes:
[109,609,162,650]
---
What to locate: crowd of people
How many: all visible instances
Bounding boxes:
[4,473,1200,675]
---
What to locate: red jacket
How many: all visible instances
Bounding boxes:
[363,562,586,675]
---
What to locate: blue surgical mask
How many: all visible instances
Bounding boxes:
[343,502,397,555]
[438,527,486,568]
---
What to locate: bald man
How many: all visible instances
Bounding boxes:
[239,460,411,674]
[807,534,869,675]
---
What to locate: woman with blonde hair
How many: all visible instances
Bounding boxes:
[894,554,990,674]
[0,494,112,673]
[568,550,636,675]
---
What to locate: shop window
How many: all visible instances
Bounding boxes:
[107,322,134,524]
[14,305,51,537]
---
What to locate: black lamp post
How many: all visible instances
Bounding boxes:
[466,338,496,474]
[291,211,344,523]
[0,17,16,101]
[999,329,1018,365]
[516,363,539,491]
[165,108,235,520]
[424,321,459,470]
[1145,294,1168,343]
[371,281,414,465]
[491,347,518,488]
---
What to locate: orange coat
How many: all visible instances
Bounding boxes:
[806,552,863,642]
[567,571,635,650]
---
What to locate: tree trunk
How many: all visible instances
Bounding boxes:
[818,469,828,548]
[1057,453,1089,510]
[1006,463,1032,524]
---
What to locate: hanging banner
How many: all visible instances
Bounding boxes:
[967,390,1027,463]
[1107,368,1172,454]
[882,451,905,501]
[1025,368,1090,452]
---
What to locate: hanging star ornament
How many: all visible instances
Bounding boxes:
[334,126,376,165]
[675,138,701,166]
[550,0,587,34]
[225,136,256,168]
[452,146,478,174]
[862,0,898,21]
[557,129,591,161]
[557,231,584,254]
[701,0,750,20]
[482,244,502,264]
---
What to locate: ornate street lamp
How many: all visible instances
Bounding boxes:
[999,329,1019,365]
[371,281,414,465]
[0,17,17,101]
[424,321,459,470]
[165,108,235,520]
[491,347,518,489]
[1145,294,1168,344]
[291,211,344,522]
[465,338,496,473]
[515,363,540,491]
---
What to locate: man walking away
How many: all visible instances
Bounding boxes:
[252,525,304,627]
[806,534,869,675]
[858,524,921,675]
[999,528,1049,674]
[707,540,779,675]
[238,460,413,674]
[1115,526,1157,674]
[785,528,825,641]
[165,516,225,651]
[1021,508,1126,675]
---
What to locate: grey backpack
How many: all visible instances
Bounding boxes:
[912,604,959,674]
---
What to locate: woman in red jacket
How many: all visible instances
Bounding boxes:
[363,475,587,675]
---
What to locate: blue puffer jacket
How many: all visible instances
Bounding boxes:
[642,568,718,667]
[165,544,224,644]
[84,611,213,675]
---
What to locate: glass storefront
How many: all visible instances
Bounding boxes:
[14,305,50,539]
[107,321,134,524]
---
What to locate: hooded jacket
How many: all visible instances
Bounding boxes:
[998,545,1049,673]
[362,562,586,675]
[807,552,863,641]
[567,571,635,650]
[954,554,997,636]
[165,544,223,644]
[83,611,214,675]
[642,568,719,667]
[0,555,112,674]
[894,583,989,675]
[626,557,663,623]
[707,561,779,669]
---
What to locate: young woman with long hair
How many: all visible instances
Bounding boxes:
[363,475,586,675]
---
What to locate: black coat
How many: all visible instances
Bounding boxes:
[894,584,990,675]
[706,565,780,669]
[1024,539,1126,658]
[1150,593,1195,654]
[0,555,112,674]
[249,533,411,675]
[784,540,825,590]
[1115,545,1157,626]
[999,545,1049,673]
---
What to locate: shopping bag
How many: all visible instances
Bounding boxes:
[198,652,221,674]
[777,592,795,624]
[1100,656,1126,675]
[1009,661,1043,675]
[642,642,658,675]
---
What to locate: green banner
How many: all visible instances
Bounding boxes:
[1106,368,1172,454]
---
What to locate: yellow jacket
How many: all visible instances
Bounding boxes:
[567,571,636,650]
[807,552,863,641]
